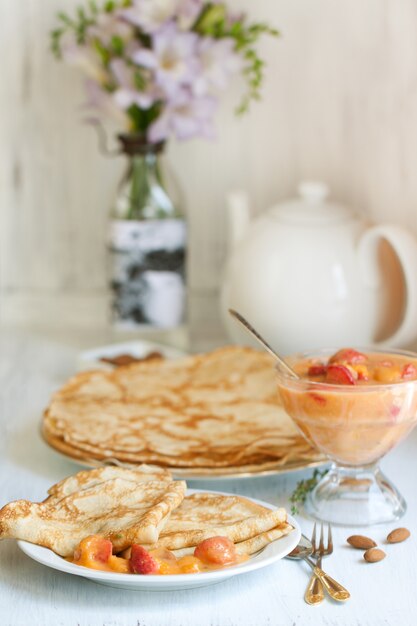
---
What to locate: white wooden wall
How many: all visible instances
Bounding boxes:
[1,0,417,336]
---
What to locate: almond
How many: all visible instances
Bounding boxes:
[347,535,377,550]
[364,548,386,563]
[387,527,410,544]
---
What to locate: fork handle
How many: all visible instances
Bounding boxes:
[304,571,325,605]
[304,558,350,602]
[313,566,350,602]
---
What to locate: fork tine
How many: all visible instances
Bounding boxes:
[311,522,317,552]
[327,523,333,554]
[319,523,325,555]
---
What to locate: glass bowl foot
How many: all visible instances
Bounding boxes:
[305,463,406,526]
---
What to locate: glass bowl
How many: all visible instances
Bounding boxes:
[276,347,417,526]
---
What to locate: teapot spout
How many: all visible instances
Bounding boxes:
[226,190,250,249]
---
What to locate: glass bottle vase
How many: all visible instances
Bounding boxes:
[109,134,187,337]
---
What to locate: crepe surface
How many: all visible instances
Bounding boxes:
[43,346,321,470]
[148,492,290,551]
[45,464,172,502]
[0,466,185,556]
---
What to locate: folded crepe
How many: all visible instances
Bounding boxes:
[0,467,185,556]
[43,346,321,470]
[172,525,293,558]
[45,464,172,502]
[0,467,292,561]
[143,492,292,556]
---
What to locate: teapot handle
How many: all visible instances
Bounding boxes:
[358,224,417,347]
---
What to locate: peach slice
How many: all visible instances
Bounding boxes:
[73,535,113,565]
[178,555,203,574]
[194,536,237,565]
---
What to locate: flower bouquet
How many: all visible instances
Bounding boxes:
[51,0,277,329]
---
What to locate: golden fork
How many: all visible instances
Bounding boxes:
[305,523,349,605]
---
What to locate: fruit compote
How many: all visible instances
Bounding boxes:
[276,347,417,525]
[71,535,247,575]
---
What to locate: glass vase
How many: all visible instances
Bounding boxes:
[109,134,187,339]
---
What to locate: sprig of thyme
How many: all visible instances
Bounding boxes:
[289,469,329,515]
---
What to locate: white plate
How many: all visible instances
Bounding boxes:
[18,489,300,591]
[76,340,187,371]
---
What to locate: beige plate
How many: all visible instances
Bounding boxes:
[41,424,325,480]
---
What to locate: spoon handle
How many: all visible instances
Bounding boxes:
[304,557,350,602]
[228,309,298,379]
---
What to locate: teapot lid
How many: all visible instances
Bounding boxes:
[269,181,352,225]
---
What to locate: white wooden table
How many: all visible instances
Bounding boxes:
[0,328,416,626]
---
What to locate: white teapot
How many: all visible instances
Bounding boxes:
[220,181,417,354]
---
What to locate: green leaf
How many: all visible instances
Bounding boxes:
[133,69,146,91]
[51,28,64,58]
[127,102,162,134]
[88,1,99,15]
[104,0,116,12]
[193,3,227,36]
[111,35,124,55]
[93,38,111,65]
[57,12,75,27]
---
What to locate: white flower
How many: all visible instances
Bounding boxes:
[121,0,179,34]
[110,58,159,110]
[177,0,204,30]
[193,37,243,96]
[149,89,217,142]
[132,23,198,96]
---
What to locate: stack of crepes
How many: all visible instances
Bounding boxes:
[0,466,293,558]
[42,346,322,474]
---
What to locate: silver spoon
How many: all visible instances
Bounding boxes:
[228,309,299,379]
[287,535,350,602]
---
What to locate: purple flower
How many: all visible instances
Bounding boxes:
[193,37,243,96]
[132,23,198,96]
[149,89,217,142]
[121,0,179,34]
[177,0,204,29]
[110,59,159,109]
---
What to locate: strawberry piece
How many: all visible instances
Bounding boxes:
[326,364,356,385]
[401,363,417,379]
[390,405,401,420]
[194,536,237,565]
[329,348,367,365]
[308,391,327,406]
[308,364,327,376]
[129,545,160,575]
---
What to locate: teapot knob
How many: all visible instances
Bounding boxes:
[298,181,329,204]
